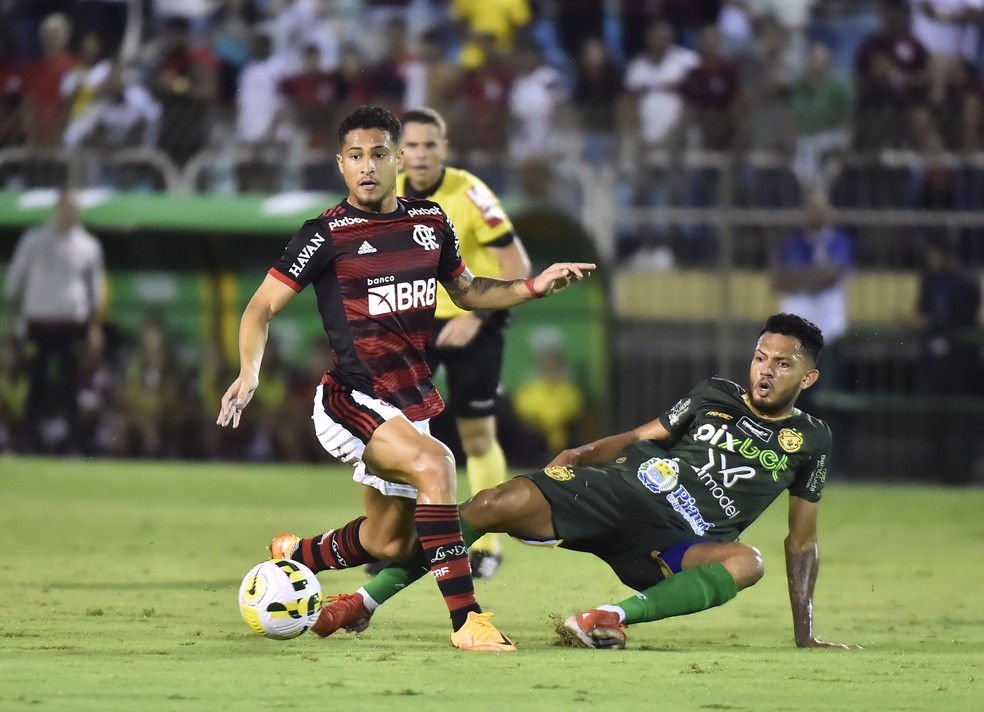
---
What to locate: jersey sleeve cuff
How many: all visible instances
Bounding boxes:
[449,261,467,279]
[268,267,302,292]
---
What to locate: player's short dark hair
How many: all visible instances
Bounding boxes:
[761,313,824,364]
[337,105,402,147]
[400,107,447,136]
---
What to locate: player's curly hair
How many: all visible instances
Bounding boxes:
[761,313,824,364]
[338,105,402,147]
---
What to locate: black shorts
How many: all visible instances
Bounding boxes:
[521,466,703,591]
[426,314,507,419]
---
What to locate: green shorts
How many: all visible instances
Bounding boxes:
[521,465,703,591]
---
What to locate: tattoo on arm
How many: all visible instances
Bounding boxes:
[445,272,522,306]
[785,539,819,646]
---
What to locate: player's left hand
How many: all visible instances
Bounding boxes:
[796,637,862,650]
[530,262,596,297]
[217,375,258,429]
[435,313,482,348]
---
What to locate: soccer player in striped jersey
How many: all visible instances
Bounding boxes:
[397,107,532,580]
[217,105,594,651]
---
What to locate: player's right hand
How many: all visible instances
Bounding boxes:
[217,376,258,429]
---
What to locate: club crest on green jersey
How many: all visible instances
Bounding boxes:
[637,457,680,493]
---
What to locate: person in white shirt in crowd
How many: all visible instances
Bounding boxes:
[63,63,162,149]
[910,0,984,103]
[61,32,113,122]
[4,188,106,454]
[508,41,569,161]
[623,19,700,151]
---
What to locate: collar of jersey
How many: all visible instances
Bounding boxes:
[342,199,407,220]
[401,168,445,200]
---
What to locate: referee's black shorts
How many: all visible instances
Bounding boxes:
[521,466,703,591]
[426,313,507,419]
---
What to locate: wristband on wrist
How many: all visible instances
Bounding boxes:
[524,277,543,299]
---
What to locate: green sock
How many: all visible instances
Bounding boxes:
[361,512,484,606]
[615,562,738,625]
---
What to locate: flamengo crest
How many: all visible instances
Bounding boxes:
[412,224,439,250]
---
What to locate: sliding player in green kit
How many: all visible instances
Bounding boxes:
[305,313,856,650]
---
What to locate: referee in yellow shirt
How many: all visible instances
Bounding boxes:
[398,107,531,579]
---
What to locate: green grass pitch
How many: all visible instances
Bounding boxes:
[1,457,981,711]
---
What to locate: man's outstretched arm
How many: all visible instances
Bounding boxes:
[443,262,595,311]
[548,416,672,468]
[785,495,858,649]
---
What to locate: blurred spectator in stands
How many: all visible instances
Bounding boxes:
[853,0,929,152]
[621,19,697,242]
[544,0,607,62]
[279,44,341,150]
[680,25,741,152]
[0,28,27,149]
[743,0,811,74]
[737,13,799,207]
[402,27,461,119]
[77,321,121,455]
[930,57,984,151]
[624,20,698,153]
[0,335,29,453]
[452,0,531,70]
[769,188,853,354]
[903,234,982,485]
[508,41,569,162]
[366,16,412,113]
[23,13,76,147]
[335,42,377,116]
[451,32,514,190]
[74,0,129,58]
[236,30,289,149]
[513,329,586,455]
[677,25,741,260]
[572,36,623,167]
[208,0,262,112]
[808,0,882,77]
[115,314,180,458]
[61,32,112,123]
[63,64,163,150]
[151,16,218,166]
[4,188,106,454]
[911,0,983,104]
[660,0,723,51]
[792,41,853,188]
[617,0,663,59]
[909,103,957,210]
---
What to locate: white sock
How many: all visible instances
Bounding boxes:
[356,587,380,612]
[597,604,626,623]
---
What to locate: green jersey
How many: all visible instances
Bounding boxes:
[605,378,831,542]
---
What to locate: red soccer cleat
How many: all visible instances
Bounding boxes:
[311,593,373,637]
[560,609,627,650]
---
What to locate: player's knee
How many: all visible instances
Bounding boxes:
[404,444,456,494]
[730,545,764,590]
[460,485,508,530]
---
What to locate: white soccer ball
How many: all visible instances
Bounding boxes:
[238,559,322,639]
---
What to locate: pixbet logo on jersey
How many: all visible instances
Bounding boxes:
[367,277,437,315]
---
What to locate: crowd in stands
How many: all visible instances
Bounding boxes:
[2,1,984,469]
[0,1,981,193]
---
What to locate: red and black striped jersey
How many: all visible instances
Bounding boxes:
[269,197,466,420]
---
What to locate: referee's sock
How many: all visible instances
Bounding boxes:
[611,562,739,625]
[465,442,507,555]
